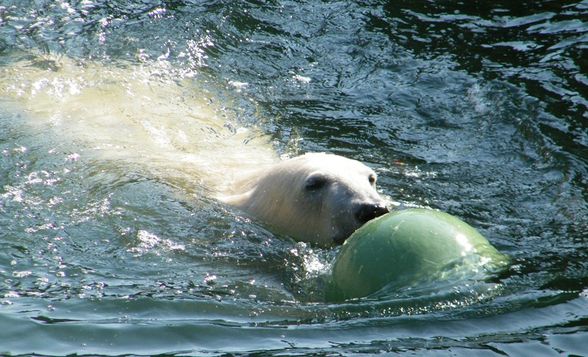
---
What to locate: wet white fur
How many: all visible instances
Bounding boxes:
[220,153,386,246]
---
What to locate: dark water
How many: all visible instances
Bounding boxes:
[1,0,587,355]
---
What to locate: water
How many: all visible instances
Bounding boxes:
[1,0,587,355]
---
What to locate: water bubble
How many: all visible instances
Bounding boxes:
[204,275,218,286]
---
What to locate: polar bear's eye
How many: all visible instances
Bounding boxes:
[305,174,328,191]
[368,174,377,185]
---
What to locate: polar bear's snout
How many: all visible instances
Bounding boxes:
[332,201,389,245]
[354,202,389,225]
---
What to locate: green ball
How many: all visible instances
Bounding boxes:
[328,208,509,301]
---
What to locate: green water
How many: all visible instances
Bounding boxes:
[1,1,587,355]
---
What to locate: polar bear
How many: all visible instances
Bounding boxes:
[220,153,389,247]
[1,55,388,247]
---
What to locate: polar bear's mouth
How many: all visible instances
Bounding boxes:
[354,203,389,226]
[333,202,389,244]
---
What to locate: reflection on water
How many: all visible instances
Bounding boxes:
[1,0,587,355]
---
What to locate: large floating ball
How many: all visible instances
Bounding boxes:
[328,208,509,301]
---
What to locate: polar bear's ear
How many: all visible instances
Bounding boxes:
[305,172,329,191]
[368,173,377,185]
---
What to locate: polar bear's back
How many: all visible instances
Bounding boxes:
[0,54,277,195]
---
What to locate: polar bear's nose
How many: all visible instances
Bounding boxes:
[354,203,389,224]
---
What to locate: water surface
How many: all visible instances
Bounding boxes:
[0,1,587,355]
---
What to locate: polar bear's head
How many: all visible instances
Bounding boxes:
[223,153,389,246]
